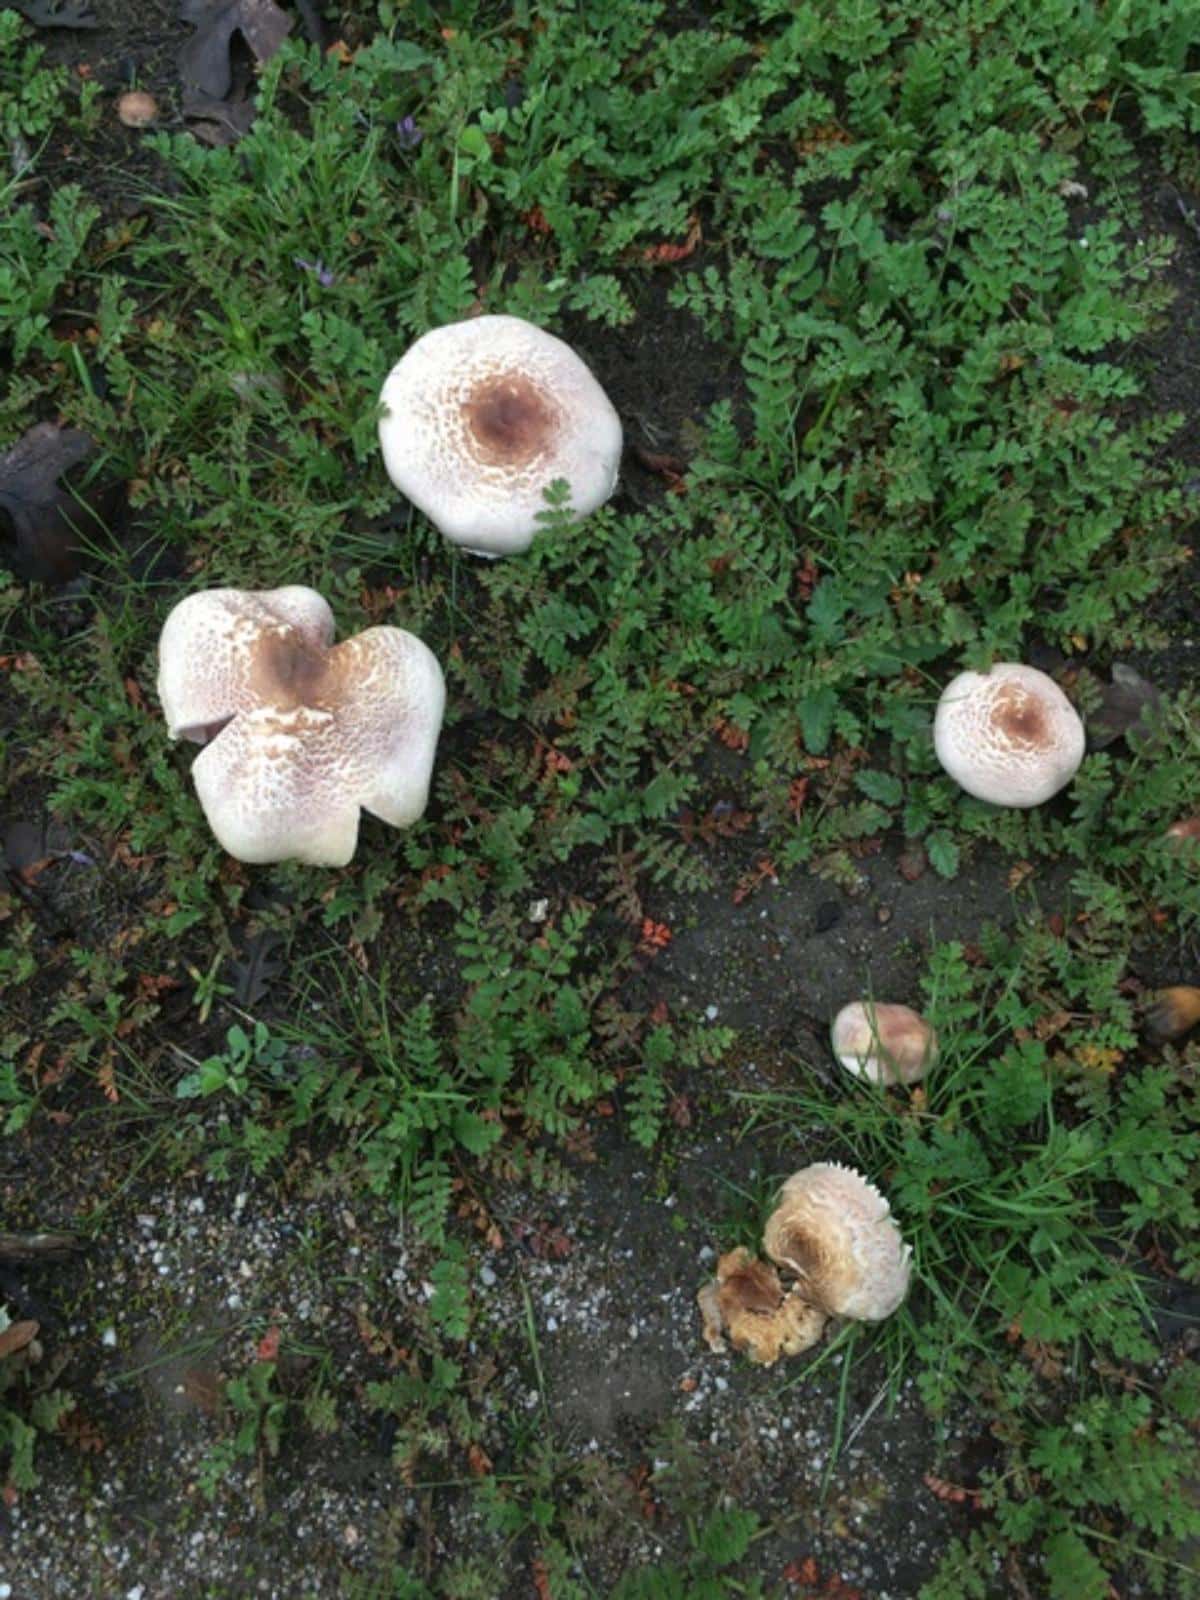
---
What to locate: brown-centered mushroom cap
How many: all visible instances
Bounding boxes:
[157,587,444,866]
[378,314,622,557]
[831,1001,937,1085]
[934,663,1085,807]
[762,1162,911,1322]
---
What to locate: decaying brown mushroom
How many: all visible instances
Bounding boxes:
[698,1163,911,1366]
[697,1247,827,1365]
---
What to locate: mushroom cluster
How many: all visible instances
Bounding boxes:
[378,314,622,558]
[157,586,444,866]
[698,1163,911,1365]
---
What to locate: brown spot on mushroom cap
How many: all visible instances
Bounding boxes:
[157,587,444,866]
[762,1162,911,1322]
[934,663,1085,807]
[992,681,1048,747]
[461,375,558,468]
[831,1001,937,1085]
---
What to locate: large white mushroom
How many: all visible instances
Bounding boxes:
[934,663,1085,807]
[157,586,444,866]
[377,314,622,558]
[697,1162,911,1365]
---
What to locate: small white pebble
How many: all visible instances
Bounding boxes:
[705,1004,719,1021]
[478,1265,497,1288]
[101,1327,117,1348]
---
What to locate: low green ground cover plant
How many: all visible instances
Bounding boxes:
[2,0,1199,1593]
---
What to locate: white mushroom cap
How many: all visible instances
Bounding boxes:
[831,1001,937,1086]
[762,1162,911,1322]
[378,314,622,557]
[157,587,444,866]
[934,663,1084,807]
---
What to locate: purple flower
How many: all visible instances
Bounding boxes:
[395,115,423,150]
[293,256,336,287]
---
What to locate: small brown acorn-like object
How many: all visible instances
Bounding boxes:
[1165,817,1200,847]
[1143,985,1200,1042]
[117,91,159,128]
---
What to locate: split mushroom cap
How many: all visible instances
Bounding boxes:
[157,586,444,866]
[697,1247,827,1366]
[934,663,1085,807]
[831,1001,937,1086]
[378,314,623,558]
[762,1162,911,1323]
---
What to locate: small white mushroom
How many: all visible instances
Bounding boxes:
[117,91,159,129]
[762,1162,911,1323]
[831,1001,937,1085]
[934,662,1085,807]
[157,587,444,866]
[378,314,622,558]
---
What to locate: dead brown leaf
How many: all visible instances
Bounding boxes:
[179,0,293,100]
[0,1321,40,1360]
[897,841,927,882]
[0,422,95,583]
[182,1366,224,1415]
[181,92,258,147]
[1088,662,1163,751]
[13,1,97,28]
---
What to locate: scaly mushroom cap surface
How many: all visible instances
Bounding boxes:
[378,314,622,557]
[831,1001,937,1085]
[762,1162,911,1322]
[697,1247,828,1365]
[934,663,1084,807]
[157,587,444,866]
